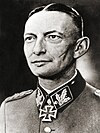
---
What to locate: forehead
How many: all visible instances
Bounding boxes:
[24,11,75,34]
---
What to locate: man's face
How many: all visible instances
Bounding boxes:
[24,11,78,78]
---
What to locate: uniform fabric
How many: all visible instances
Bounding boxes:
[0,71,100,133]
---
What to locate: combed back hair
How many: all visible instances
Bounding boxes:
[28,3,84,38]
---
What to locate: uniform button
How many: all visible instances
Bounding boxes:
[94,89,100,97]
[44,127,51,133]
[71,80,75,85]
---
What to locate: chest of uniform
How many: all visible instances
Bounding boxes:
[6,99,98,133]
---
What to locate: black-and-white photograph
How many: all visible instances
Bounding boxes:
[0,0,100,132]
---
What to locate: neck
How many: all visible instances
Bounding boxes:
[38,64,76,91]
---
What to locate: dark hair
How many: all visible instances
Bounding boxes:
[28,3,83,38]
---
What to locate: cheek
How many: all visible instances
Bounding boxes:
[48,44,69,60]
[47,43,66,56]
[54,45,74,66]
[24,44,32,58]
[47,46,69,69]
[62,49,74,65]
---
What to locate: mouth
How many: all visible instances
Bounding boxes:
[31,60,52,63]
[31,60,52,66]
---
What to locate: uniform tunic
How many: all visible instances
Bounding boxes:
[0,71,100,133]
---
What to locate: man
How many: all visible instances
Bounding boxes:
[0,3,100,133]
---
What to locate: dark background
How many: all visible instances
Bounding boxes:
[0,0,100,104]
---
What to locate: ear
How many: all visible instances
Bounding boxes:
[74,37,90,59]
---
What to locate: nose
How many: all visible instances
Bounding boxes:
[32,37,46,55]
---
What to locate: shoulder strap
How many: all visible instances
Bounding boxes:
[5,89,34,103]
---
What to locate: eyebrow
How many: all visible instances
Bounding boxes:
[44,30,63,36]
[24,30,63,37]
[24,33,36,37]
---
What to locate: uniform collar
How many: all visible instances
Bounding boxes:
[36,70,86,122]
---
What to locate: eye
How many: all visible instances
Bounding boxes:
[48,35,61,40]
[46,34,62,43]
[24,35,36,43]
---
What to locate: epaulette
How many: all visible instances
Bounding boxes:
[4,90,33,103]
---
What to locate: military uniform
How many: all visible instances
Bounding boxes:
[0,71,100,133]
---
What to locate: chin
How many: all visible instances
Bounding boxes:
[31,69,64,79]
[32,71,53,78]
[30,68,55,78]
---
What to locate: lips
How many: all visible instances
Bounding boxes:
[31,60,52,63]
[30,59,52,67]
